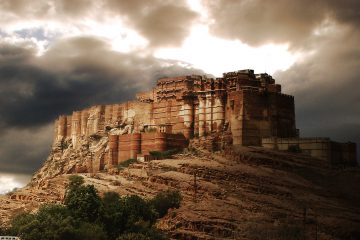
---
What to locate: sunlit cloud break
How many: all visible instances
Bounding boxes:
[0,173,31,194]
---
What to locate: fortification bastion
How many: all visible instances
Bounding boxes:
[46,69,356,177]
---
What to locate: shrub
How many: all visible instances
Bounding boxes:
[60,140,69,149]
[64,176,102,222]
[149,149,180,159]
[9,175,178,240]
[90,134,102,140]
[74,222,107,240]
[118,158,137,169]
[67,175,85,190]
[11,212,36,237]
[11,204,106,240]
[100,192,126,239]
[122,195,157,225]
[150,190,182,218]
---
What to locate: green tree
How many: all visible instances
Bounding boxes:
[74,222,107,240]
[9,176,179,240]
[67,175,85,190]
[12,205,74,240]
[150,190,181,218]
[10,212,36,237]
[0,225,9,235]
[122,195,157,226]
[64,177,102,222]
[100,192,127,239]
[10,204,106,240]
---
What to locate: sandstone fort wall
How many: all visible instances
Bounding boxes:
[51,69,356,168]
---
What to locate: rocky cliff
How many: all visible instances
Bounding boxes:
[0,70,359,239]
[1,143,360,239]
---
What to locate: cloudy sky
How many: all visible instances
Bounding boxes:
[0,0,359,193]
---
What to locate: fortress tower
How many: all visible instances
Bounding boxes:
[52,69,356,170]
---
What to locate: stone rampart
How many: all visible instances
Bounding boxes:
[48,68,356,171]
[262,137,357,166]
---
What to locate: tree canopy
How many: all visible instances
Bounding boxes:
[9,175,182,240]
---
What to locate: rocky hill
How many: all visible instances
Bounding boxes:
[1,144,360,240]
[2,69,356,239]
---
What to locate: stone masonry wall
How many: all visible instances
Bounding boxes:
[262,137,357,166]
[43,69,356,174]
[50,70,296,168]
[52,69,297,157]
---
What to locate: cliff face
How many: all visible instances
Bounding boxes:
[31,129,108,186]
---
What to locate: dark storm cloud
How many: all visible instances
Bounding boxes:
[0,125,53,174]
[204,0,360,48]
[0,36,204,174]
[105,0,198,47]
[0,37,203,129]
[274,25,360,155]
[0,0,198,47]
[0,0,96,19]
[53,0,95,16]
[204,0,360,159]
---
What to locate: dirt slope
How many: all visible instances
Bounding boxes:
[1,147,360,239]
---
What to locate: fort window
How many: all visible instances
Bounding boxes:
[230,100,235,110]
[160,125,166,133]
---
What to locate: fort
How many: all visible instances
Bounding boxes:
[53,69,357,171]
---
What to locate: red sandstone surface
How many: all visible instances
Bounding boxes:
[44,70,302,177]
